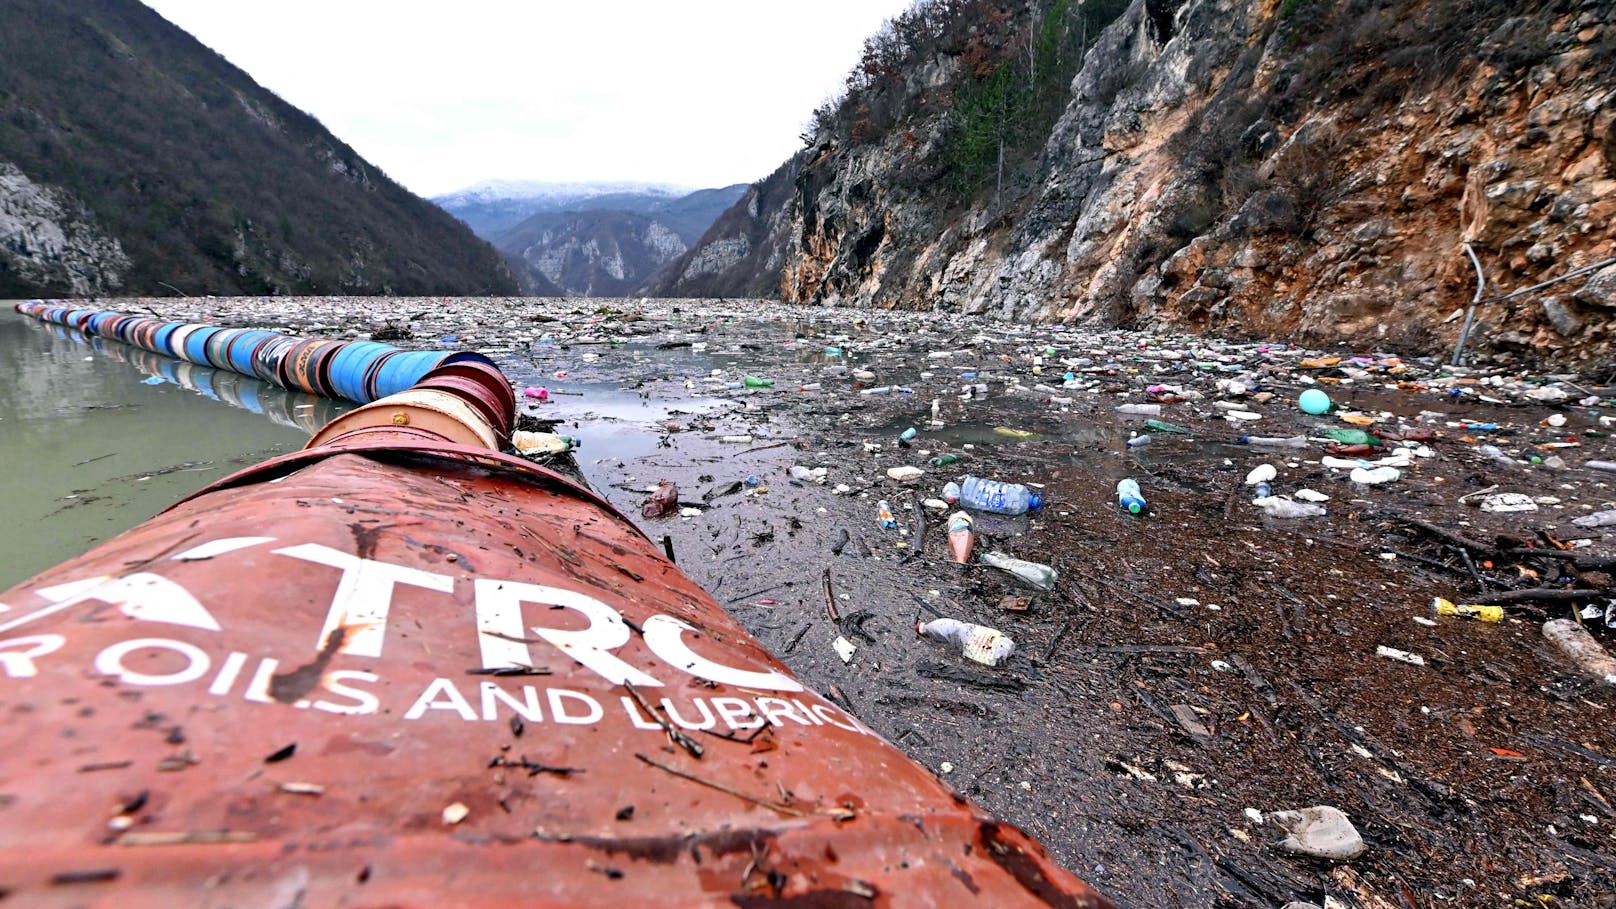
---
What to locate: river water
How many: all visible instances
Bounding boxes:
[0,311,347,588]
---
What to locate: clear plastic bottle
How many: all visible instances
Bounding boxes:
[1125,433,1153,448]
[958,476,1044,515]
[1116,478,1145,514]
[979,552,1057,590]
[1477,444,1516,468]
[877,500,898,529]
[1242,435,1309,448]
[511,431,578,454]
[942,481,962,504]
[1115,403,1162,416]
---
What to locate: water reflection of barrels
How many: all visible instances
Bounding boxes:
[16,303,499,410]
[56,325,347,434]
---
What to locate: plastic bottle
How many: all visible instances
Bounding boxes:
[1144,419,1191,434]
[511,431,578,454]
[799,382,822,391]
[1572,510,1616,528]
[641,481,678,518]
[877,500,898,530]
[979,552,1058,590]
[1431,598,1503,623]
[946,511,974,565]
[929,454,961,468]
[785,465,825,484]
[899,427,917,444]
[1323,429,1378,446]
[942,481,962,504]
[957,476,1044,515]
[742,376,773,388]
[1115,403,1163,416]
[1116,478,1146,515]
[1254,481,1272,499]
[1586,461,1616,473]
[1255,497,1326,518]
[1477,445,1516,468]
[1125,434,1153,448]
[1242,435,1310,448]
[916,618,1016,667]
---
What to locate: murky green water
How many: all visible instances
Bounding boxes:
[0,312,348,589]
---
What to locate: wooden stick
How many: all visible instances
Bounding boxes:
[634,753,803,816]
[822,567,841,622]
[623,683,703,759]
[1469,587,1601,606]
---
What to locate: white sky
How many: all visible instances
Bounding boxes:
[141,0,915,197]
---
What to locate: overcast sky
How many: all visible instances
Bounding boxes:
[141,0,915,197]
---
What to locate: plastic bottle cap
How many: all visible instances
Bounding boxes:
[1127,501,1142,514]
[1028,492,1045,511]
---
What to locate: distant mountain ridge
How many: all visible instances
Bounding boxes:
[433,181,694,238]
[436,181,747,296]
[0,0,515,298]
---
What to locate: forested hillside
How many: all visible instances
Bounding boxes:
[0,0,516,298]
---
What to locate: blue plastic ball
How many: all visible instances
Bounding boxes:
[1299,388,1331,415]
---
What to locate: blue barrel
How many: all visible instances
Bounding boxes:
[204,328,246,369]
[372,350,450,399]
[182,327,224,366]
[152,322,182,356]
[225,330,278,375]
[326,340,395,403]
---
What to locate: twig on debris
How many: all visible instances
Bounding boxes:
[634,753,802,817]
[822,567,841,622]
[623,683,703,759]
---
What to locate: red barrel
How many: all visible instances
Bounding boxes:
[0,406,1112,908]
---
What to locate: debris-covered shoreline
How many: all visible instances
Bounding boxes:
[51,294,1616,907]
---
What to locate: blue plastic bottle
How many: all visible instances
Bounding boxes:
[957,476,1044,515]
[1117,478,1146,515]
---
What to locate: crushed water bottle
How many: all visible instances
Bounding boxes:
[980,551,1057,590]
[1242,435,1309,449]
[957,476,1044,515]
[917,618,1016,667]
[1116,478,1146,514]
[1115,403,1162,416]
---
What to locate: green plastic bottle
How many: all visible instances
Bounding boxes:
[742,376,774,388]
[1323,428,1379,446]
[929,454,961,468]
[1143,419,1191,435]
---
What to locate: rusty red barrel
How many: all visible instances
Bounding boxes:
[0,384,1112,908]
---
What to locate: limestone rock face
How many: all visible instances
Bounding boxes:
[0,162,129,296]
[683,0,1616,365]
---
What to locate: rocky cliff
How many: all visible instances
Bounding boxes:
[0,0,515,299]
[663,0,1616,365]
